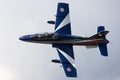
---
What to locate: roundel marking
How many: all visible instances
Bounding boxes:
[60,8,64,12]
[66,67,72,72]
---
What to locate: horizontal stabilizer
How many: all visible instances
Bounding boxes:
[97,26,109,56]
[98,43,108,56]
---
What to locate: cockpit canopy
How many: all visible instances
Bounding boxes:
[29,32,59,40]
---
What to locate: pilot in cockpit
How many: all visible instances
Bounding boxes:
[39,33,59,39]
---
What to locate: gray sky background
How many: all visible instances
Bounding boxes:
[0,0,120,80]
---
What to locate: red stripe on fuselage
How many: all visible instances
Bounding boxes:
[61,39,109,45]
[72,39,108,45]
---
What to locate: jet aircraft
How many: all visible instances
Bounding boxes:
[19,3,109,77]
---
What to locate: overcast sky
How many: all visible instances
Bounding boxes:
[0,0,120,80]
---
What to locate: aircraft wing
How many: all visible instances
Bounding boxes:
[52,44,77,77]
[54,3,72,35]
[52,3,77,77]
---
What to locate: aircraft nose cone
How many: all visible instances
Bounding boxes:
[19,35,30,41]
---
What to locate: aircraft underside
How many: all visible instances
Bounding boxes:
[27,38,109,45]
[19,2,109,77]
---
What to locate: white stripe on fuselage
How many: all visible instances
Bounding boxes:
[55,14,70,32]
[57,49,76,68]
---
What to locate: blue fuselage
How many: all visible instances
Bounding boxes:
[19,32,109,45]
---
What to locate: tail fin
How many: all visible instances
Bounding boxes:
[89,30,109,39]
[97,26,109,56]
